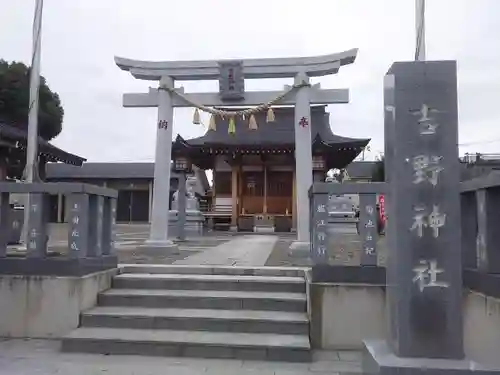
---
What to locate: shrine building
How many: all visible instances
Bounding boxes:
[172,105,369,232]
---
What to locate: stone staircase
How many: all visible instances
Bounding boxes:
[61,265,311,362]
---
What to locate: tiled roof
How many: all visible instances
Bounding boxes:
[0,122,85,166]
[46,162,210,191]
[174,106,369,149]
[46,162,158,179]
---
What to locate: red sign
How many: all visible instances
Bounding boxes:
[379,195,386,224]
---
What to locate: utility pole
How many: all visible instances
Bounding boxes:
[415,0,426,61]
[22,0,44,244]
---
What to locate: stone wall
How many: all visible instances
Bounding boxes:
[310,283,500,367]
[0,268,116,338]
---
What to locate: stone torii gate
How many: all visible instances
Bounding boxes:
[115,49,358,249]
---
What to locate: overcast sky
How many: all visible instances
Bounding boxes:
[1,0,499,163]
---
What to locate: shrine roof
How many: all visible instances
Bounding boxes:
[173,106,369,150]
[0,122,86,166]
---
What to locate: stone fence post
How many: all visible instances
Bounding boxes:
[461,173,500,273]
[0,182,118,276]
[309,182,386,277]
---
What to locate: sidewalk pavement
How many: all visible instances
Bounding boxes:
[0,338,362,375]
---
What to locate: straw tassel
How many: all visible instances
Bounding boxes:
[192,108,201,125]
[228,117,236,135]
[266,107,275,122]
[248,114,258,130]
[208,114,216,131]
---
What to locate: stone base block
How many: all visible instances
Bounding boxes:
[363,340,498,375]
[254,225,275,233]
[185,221,204,235]
[288,241,310,257]
[140,240,178,256]
[0,255,118,276]
[168,224,204,239]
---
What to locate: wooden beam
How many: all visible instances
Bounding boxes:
[231,165,238,229]
[115,49,357,81]
[263,163,268,214]
[292,168,297,231]
[123,87,349,108]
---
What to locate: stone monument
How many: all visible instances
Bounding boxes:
[170,176,203,240]
[362,61,497,374]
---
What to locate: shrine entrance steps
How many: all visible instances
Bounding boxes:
[61,265,311,362]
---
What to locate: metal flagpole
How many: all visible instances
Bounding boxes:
[415,0,426,61]
[22,0,44,244]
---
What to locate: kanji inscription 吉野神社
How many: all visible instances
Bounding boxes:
[412,155,444,186]
[411,103,441,135]
[410,204,447,238]
[412,259,449,292]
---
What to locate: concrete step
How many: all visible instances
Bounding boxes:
[112,273,306,293]
[61,327,311,362]
[81,306,309,335]
[119,264,306,278]
[98,289,306,312]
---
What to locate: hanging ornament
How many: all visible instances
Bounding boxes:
[266,107,275,122]
[248,114,258,130]
[228,117,236,135]
[192,108,201,125]
[208,114,217,131]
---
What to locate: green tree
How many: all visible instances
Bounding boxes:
[0,59,63,140]
[371,154,385,182]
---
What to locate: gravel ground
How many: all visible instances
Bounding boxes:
[9,223,389,267]
[265,233,388,267]
[116,237,231,264]
[7,224,232,265]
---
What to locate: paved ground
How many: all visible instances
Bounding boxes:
[265,223,388,267]
[3,224,371,373]
[0,339,362,375]
[174,235,277,266]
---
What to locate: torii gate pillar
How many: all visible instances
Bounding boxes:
[291,72,312,249]
[147,76,175,247]
[114,49,358,249]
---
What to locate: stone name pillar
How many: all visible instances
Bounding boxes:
[362,61,489,375]
[146,76,177,248]
[291,72,312,250]
[384,61,463,359]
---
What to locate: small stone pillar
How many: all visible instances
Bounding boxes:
[177,172,187,241]
[170,175,203,239]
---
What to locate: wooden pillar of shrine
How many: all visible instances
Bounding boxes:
[231,165,238,229]
[263,164,268,214]
[292,168,297,231]
[211,171,216,206]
